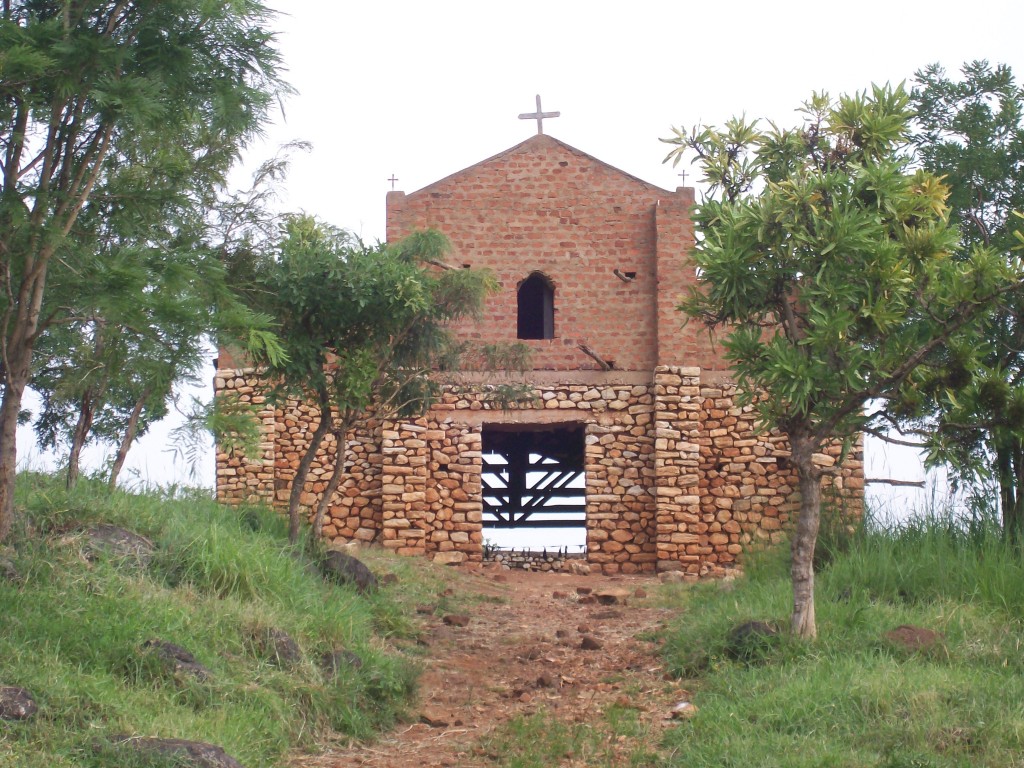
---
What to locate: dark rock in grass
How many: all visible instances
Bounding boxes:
[319,649,363,678]
[251,628,302,668]
[0,686,37,721]
[0,554,19,583]
[884,625,946,653]
[321,550,378,593]
[85,524,155,567]
[112,736,245,768]
[442,614,470,628]
[141,639,211,681]
[725,620,780,662]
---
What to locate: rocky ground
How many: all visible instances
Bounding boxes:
[291,566,690,768]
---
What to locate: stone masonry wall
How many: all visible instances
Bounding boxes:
[214,368,276,506]
[215,366,863,578]
[488,550,587,572]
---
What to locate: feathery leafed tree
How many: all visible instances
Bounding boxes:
[30,145,303,490]
[246,217,498,545]
[0,0,286,538]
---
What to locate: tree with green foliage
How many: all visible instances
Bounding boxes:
[31,145,302,490]
[31,254,219,490]
[907,61,1024,539]
[0,0,286,540]
[246,217,497,545]
[662,84,1020,639]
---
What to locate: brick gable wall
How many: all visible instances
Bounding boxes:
[386,134,727,373]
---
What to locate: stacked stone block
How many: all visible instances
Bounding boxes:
[214,368,276,506]
[651,367,704,573]
[380,421,484,562]
[215,366,863,577]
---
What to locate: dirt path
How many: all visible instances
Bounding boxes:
[294,566,686,768]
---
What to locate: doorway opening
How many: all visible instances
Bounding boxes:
[481,423,586,552]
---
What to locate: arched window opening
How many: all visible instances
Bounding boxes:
[517,272,554,340]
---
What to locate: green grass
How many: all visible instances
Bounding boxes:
[657,512,1024,768]
[476,703,664,768]
[0,473,449,767]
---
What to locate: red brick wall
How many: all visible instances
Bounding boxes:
[387,135,726,373]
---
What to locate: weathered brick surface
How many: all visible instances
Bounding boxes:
[386,134,728,373]
[215,135,863,577]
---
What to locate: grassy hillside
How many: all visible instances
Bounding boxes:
[6,474,1023,767]
[0,473,445,767]
[658,513,1024,767]
[476,513,1024,768]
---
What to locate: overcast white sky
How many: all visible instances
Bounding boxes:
[253,0,1024,242]
[21,0,1024,512]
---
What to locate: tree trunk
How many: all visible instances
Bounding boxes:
[312,415,352,541]
[0,307,40,542]
[108,387,151,489]
[66,389,95,490]
[286,388,332,545]
[1011,438,1024,545]
[0,379,26,543]
[789,431,823,640]
[996,442,1018,541]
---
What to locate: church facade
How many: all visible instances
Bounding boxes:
[214,133,863,575]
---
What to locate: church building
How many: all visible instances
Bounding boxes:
[215,111,863,576]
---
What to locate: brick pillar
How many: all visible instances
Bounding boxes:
[654,188,696,368]
[451,429,484,562]
[423,423,483,564]
[214,367,276,506]
[379,422,418,554]
[385,190,407,243]
[653,366,703,573]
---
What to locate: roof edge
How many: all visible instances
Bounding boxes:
[404,134,675,198]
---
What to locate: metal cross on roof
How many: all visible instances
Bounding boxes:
[519,94,560,135]
[388,174,398,190]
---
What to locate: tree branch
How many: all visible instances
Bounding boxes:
[578,343,613,371]
[862,426,927,448]
[865,477,926,487]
